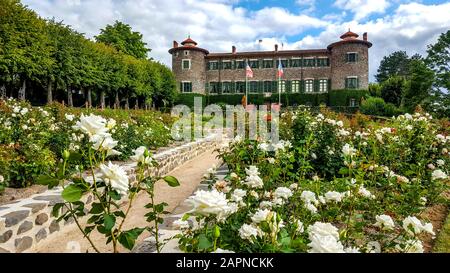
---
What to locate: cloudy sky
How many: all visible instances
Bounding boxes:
[22,0,450,82]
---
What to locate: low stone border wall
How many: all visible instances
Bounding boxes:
[0,134,223,253]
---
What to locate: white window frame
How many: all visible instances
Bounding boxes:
[249,81,259,93]
[350,98,357,107]
[182,59,191,70]
[222,60,232,70]
[209,81,219,93]
[291,80,301,93]
[221,81,232,94]
[235,59,245,70]
[303,57,315,68]
[291,58,301,68]
[235,81,245,94]
[278,80,286,93]
[209,61,218,70]
[346,76,358,89]
[263,59,273,69]
[317,57,329,67]
[346,52,358,63]
[184,50,189,56]
[181,81,192,93]
[305,79,314,93]
[319,79,328,93]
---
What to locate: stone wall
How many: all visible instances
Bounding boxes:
[172,49,207,94]
[0,135,223,253]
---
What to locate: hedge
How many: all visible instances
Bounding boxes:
[329,89,369,107]
[175,89,369,108]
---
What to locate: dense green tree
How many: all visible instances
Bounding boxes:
[95,21,150,60]
[402,59,435,111]
[368,83,381,97]
[375,51,411,83]
[426,30,450,91]
[0,0,53,99]
[380,76,405,107]
[153,63,177,108]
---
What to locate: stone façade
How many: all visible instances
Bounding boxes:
[169,31,372,95]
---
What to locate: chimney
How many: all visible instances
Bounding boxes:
[363,32,367,41]
[232,45,236,54]
[275,44,278,52]
[173,41,178,48]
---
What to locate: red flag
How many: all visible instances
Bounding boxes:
[246,61,253,78]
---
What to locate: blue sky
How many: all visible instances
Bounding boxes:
[22,0,450,81]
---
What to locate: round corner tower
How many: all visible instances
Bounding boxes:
[328,30,372,90]
[169,37,209,94]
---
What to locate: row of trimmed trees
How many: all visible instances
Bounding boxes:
[0,0,177,109]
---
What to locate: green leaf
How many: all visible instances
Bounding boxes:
[36,175,59,188]
[89,203,104,214]
[118,228,145,250]
[198,234,213,250]
[52,203,64,217]
[68,152,82,162]
[163,176,180,187]
[108,190,121,200]
[62,185,84,202]
[104,214,116,231]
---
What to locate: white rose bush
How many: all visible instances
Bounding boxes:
[31,111,180,253]
[175,110,448,253]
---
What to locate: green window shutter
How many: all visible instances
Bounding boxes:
[272,81,276,93]
[356,53,359,62]
[286,80,291,93]
[345,78,348,89]
[314,80,318,93]
[232,82,236,93]
[328,79,331,91]
[205,82,209,93]
[356,78,360,89]
[180,82,183,92]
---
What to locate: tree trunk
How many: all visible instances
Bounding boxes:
[67,87,73,107]
[0,85,6,99]
[114,92,119,109]
[100,90,105,109]
[125,97,129,110]
[135,98,139,110]
[47,80,53,104]
[86,88,92,108]
[18,79,26,101]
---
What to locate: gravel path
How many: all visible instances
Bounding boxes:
[31,149,221,253]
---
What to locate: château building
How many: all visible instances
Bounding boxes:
[169,30,372,103]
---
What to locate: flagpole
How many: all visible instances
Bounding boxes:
[278,58,281,106]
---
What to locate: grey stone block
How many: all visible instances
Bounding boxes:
[2,210,30,227]
[17,221,33,235]
[15,236,33,253]
[23,203,47,213]
[33,195,63,206]
[35,213,49,225]
[35,228,47,243]
[0,230,13,243]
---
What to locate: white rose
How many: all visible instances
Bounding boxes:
[239,224,261,242]
[65,113,75,121]
[98,161,129,195]
[324,191,344,203]
[436,159,445,166]
[431,169,448,180]
[342,143,356,157]
[130,146,152,165]
[274,187,292,200]
[374,215,395,230]
[187,190,232,220]
[251,209,271,224]
[212,248,235,253]
[308,222,340,240]
[91,134,121,156]
[73,114,109,139]
[301,190,319,205]
[308,234,345,253]
[396,239,423,253]
[173,219,190,230]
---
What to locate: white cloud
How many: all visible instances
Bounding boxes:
[334,0,391,21]
[21,0,450,82]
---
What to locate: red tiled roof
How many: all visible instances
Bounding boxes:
[340,30,359,39]
[206,49,329,58]
[168,46,209,55]
[181,37,198,46]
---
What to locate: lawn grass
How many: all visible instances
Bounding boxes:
[433,212,450,253]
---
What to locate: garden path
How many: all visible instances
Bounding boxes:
[31,148,221,253]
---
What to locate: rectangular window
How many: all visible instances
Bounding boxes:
[263,59,273,69]
[209,82,219,94]
[249,60,259,69]
[182,59,191,70]
[249,81,259,93]
[222,61,232,70]
[319,79,328,92]
[235,82,245,93]
[208,61,219,70]
[346,53,358,63]
[317,58,329,67]
[291,80,300,93]
[276,59,288,68]
[181,82,192,93]
[349,98,357,107]
[303,58,315,67]
[305,79,314,93]
[222,82,232,93]
[264,81,273,93]
[278,80,286,93]
[236,60,245,69]
[345,77,359,89]
[291,58,301,68]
